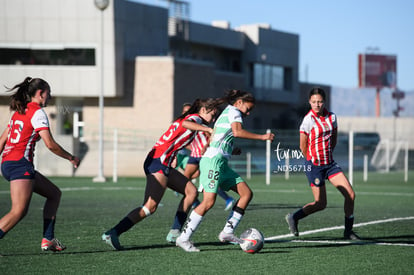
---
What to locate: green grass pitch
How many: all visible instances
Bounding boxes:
[0,171,413,274]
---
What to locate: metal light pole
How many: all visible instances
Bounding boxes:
[93,0,109,182]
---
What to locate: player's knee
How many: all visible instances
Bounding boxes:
[185,184,198,200]
[56,188,62,200]
[350,190,356,201]
[314,200,327,211]
[239,184,253,202]
[203,198,215,210]
[47,188,62,203]
[10,207,28,220]
[343,189,355,202]
[141,205,153,217]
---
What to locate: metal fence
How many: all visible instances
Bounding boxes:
[76,128,412,180]
[225,129,412,182]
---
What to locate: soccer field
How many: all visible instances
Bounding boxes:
[0,172,413,274]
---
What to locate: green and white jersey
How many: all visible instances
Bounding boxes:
[203,105,243,159]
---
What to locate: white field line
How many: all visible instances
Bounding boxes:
[0,186,145,194]
[265,216,414,247]
[0,186,412,247]
[288,240,414,247]
[0,187,413,197]
[266,216,414,240]
[253,189,414,197]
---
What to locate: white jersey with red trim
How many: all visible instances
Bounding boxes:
[152,114,203,167]
[2,102,50,163]
[299,108,337,166]
[190,130,208,158]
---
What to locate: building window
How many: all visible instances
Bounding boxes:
[253,63,291,91]
[0,48,95,66]
[253,117,261,129]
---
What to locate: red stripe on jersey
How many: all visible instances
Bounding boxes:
[152,114,202,167]
[190,131,208,158]
[301,109,337,166]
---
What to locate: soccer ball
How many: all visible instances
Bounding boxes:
[239,228,264,253]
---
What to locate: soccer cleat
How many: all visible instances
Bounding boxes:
[176,236,200,252]
[101,229,123,250]
[285,213,299,236]
[218,231,242,244]
[166,229,180,243]
[344,230,361,240]
[224,199,235,211]
[41,238,66,252]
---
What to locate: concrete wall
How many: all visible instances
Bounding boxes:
[34,135,74,176]
[0,0,117,97]
[0,0,304,178]
[76,56,175,177]
[338,116,414,149]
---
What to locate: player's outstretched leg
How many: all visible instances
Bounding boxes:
[343,215,361,240]
[285,213,299,237]
[102,228,123,250]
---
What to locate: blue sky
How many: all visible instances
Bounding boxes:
[133,0,413,92]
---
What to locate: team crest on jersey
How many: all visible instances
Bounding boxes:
[208,180,216,189]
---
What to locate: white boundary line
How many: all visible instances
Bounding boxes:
[1,187,413,197]
[1,186,413,246]
[287,240,414,247]
[265,216,414,247]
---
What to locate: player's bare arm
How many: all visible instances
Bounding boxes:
[182,120,213,135]
[299,132,308,159]
[231,122,274,141]
[331,129,338,150]
[38,129,80,167]
[0,128,9,154]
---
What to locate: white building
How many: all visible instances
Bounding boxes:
[0,0,301,177]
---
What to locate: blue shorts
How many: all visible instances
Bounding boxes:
[143,150,170,176]
[304,160,342,187]
[187,156,201,165]
[1,157,36,181]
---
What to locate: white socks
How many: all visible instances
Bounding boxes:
[180,211,203,241]
[223,211,243,234]
[179,210,244,241]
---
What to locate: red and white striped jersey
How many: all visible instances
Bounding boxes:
[190,130,208,158]
[152,114,203,167]
[2,102,50,163]
[299,108,337,166]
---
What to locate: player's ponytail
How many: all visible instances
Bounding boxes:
[177,98,220,121]
[178,98,202,120]
[221,89,255,105]
[6,77,50,114]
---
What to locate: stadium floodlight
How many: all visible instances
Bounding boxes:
[93,0,109,182]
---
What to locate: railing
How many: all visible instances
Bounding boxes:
[75,128,412,181]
